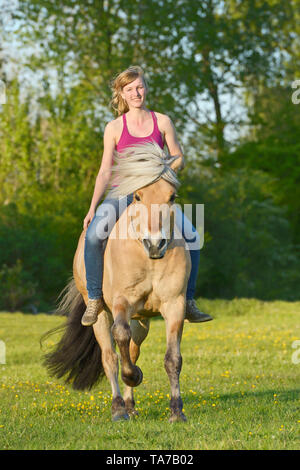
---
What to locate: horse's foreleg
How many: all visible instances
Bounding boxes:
[162,298,186,423]
[93,312,129,421]
[123,318,150,416]
[111,297,143,388]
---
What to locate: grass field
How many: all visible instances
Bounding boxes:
[0,298,299,450]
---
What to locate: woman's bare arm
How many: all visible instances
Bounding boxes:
[162,115,185,172]
[83,121,116,229]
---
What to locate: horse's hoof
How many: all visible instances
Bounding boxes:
[127,408,139,417]
[112,411,130,422]
[169,413,187,423]
[122,366,143,388]
[125,399,139,417]
[134,366,143,386]
[111,396,129,421]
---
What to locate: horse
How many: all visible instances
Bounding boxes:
[44,141,191,422]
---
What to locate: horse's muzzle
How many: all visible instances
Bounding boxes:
[142,237,167,259]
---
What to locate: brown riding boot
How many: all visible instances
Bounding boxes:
[185,299,213,323]
[81,298,104,326]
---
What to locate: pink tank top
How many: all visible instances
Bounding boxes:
[116,110,164,153]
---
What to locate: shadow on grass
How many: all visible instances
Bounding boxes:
[183,388,299,405]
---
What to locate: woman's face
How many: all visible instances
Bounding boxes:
[121,77,147,109]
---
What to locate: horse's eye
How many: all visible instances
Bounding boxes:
[170,193,177,202]
[135,194,141,201]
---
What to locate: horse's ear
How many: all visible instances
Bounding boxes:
[168,155,185,173]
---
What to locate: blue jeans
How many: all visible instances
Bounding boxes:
[84,194,200,300]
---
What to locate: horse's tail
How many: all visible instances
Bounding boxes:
[42,278,105,390]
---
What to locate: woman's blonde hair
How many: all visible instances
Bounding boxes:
[109,66,148,116]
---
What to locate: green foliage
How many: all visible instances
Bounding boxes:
[0,204,74,311]
[0,0,299,307]
[0,259,37,312]
[179,167,300,300]
[13,0,296,155]
[222,85,300,243]
[0,80,102,218]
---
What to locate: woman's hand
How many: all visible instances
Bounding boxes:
[83,208,95,230]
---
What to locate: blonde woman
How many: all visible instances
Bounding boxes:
[81,66,212,326]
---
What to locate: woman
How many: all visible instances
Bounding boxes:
[81,65,212,326]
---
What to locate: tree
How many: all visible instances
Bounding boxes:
[179,167,300,300]
[13,0,297,160]
[223,84,300,243]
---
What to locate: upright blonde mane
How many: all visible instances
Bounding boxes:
[107,141,180,198]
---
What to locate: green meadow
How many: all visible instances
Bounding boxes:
[0,298,299,450]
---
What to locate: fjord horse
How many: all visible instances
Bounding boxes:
[44,142,191,422]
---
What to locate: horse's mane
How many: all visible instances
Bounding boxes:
[107,141,180,198]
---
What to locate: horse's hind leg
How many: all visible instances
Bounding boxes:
[123,318,150,416]
[111,296,143,388]
[93,311,129,421]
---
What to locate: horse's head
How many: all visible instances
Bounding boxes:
[130,177,178,259]
[108,141,181,259]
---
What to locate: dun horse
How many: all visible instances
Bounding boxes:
[44,142,191,422]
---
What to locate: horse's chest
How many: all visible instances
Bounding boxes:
[132,290,163,318]
[143,290,162,312]
[132,270,179,314]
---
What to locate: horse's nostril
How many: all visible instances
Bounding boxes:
[158,238,167,250]
[143,238,151,249]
